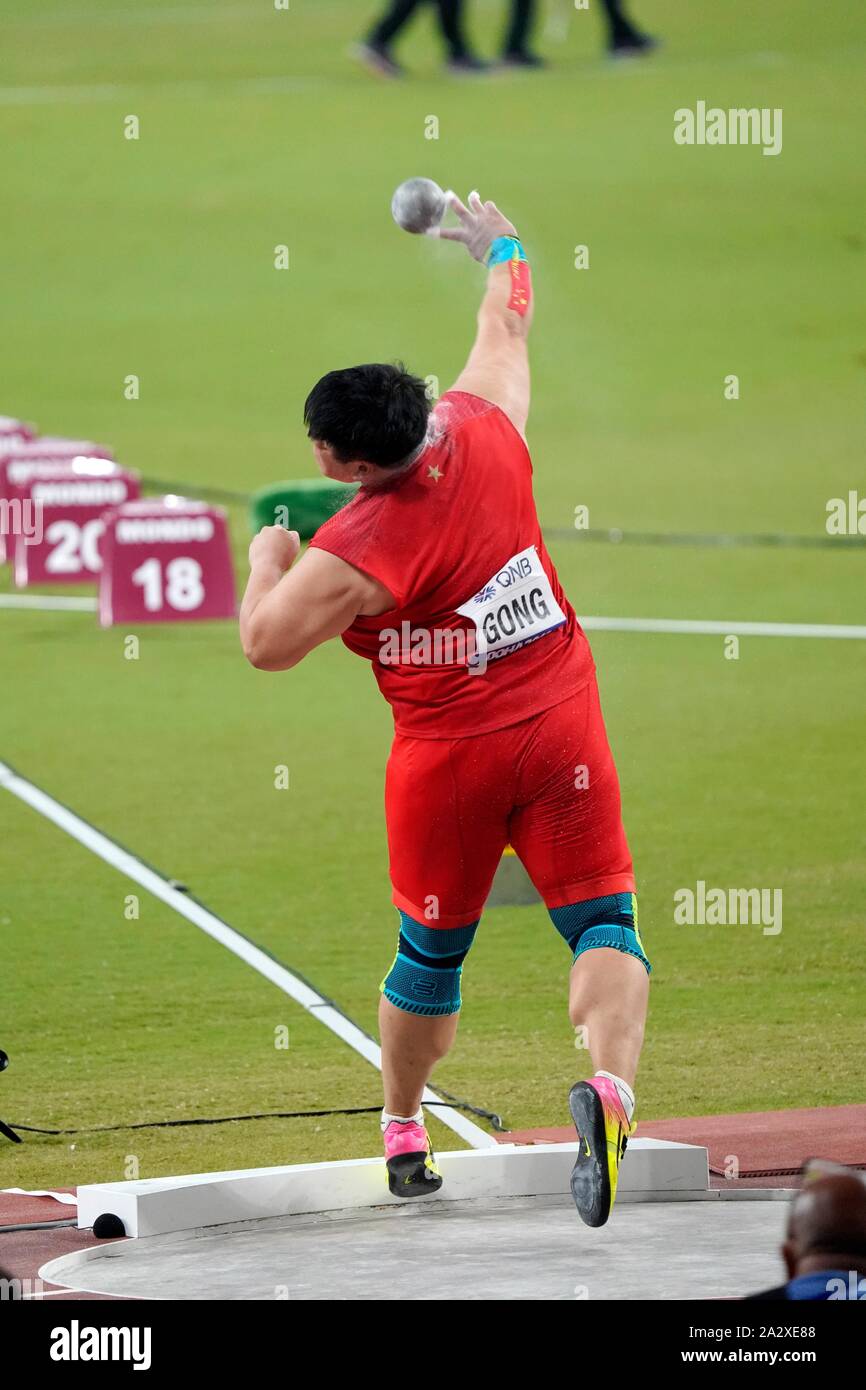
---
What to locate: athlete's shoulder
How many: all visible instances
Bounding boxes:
[435,389,532,467]
[434,389,504,432]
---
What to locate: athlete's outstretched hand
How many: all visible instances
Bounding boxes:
[435,191,518,263]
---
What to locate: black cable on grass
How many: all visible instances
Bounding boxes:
[7,1096,507,1139]
[429,1086,506,1131]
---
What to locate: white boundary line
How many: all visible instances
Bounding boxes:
[23,1288,101,1300]
[580,616,866,639]
[0,760,495,1150]
[13,4,260,26]
[3,590,864,639]
[0,594,97,611]
[0,75,323,107]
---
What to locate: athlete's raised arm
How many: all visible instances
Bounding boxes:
[439,192,534,438]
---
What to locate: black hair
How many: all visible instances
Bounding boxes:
[304,363,430,469]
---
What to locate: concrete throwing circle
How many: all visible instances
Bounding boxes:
[42,1194,789,1300]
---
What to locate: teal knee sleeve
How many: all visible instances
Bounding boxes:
[380,913,479,1017]
[549,892,651,974]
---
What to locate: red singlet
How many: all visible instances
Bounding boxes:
[308,390,594,738]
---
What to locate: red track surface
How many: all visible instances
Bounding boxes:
[497,1103,866,1177]
[0,1188,124,1299]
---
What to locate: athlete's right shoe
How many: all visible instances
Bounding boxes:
[383,1119,443,1199]
[568,1076,634,1227]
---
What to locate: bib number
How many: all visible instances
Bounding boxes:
[456,545,566,666]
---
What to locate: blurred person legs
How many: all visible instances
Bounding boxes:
[438,0,489,73]
[499,0,657,69]
[501,0,547,67]
[358,0,420,76]
[602,0,658,57]
[358,0,487,77]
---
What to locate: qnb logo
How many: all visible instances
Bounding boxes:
[673,881,782,936]
[49,1321,152,1371]
[494,555,534,589]
[674,102,783,157]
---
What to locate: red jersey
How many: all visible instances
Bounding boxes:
[308,390,594,738]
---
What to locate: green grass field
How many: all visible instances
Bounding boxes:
[1,1,864,1190]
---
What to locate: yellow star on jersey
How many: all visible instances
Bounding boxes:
[427,464,443,483]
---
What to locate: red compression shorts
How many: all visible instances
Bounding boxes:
[384,676,635,930]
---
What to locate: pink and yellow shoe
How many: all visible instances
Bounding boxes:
[383,1120,443,1199]
[568,1076,635,1227]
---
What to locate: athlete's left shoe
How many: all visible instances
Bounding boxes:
[568,1076,635,1227]
[383,1119,443,1199]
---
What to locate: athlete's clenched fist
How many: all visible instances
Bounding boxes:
[248,525,300,573]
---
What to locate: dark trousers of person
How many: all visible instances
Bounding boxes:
[503,0,532,55]
[600,0,642,44]
[368,0,469,60]
[504,0,642,54]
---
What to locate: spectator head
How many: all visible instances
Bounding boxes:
[783,1165,866,1281]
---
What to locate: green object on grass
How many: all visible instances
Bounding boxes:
[486,850,539,908]
[250,479,359,540]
